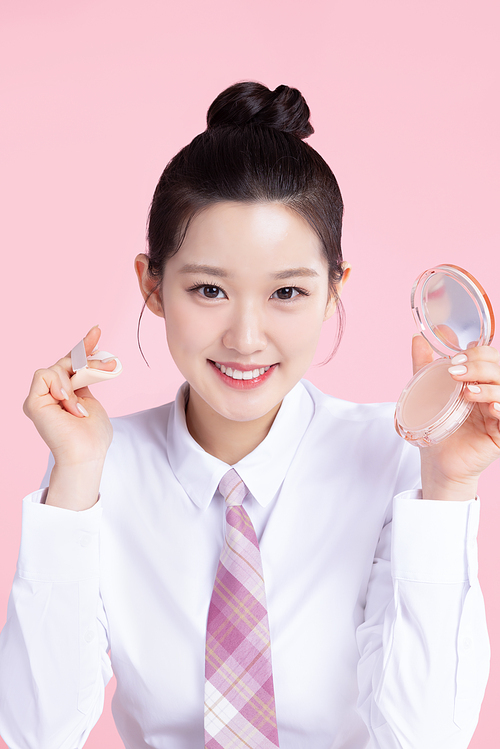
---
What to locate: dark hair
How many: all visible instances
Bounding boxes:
[139,81,345,363]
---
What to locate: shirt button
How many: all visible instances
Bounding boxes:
[463,637,472,650]
[84,630,95,643]
[79,533,91,548]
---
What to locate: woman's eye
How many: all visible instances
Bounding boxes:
[198,285,225,299]
[272,287,300,300]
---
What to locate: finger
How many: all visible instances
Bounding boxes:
[412,334,434,375]
[50,360,99,407]
[463,383,500,425]
[435,324,460,348]
[86,357,117,372]
[25,367,66,404]
[50,325,102,378]
[42,367,92,418]
[24,368,89,419]
[449,346,500,365]
[67,325,102,359]
[447,360,500,386]
[83,325,102,356]
[464,383,500,405]
[71,358,117,396]
[51,325,102,371]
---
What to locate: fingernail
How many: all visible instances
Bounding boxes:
[76,403,89,417]
[493,403,500,412]
[101,357,115,363]
[467,384,481,394]
[448,365,468,375]
[61,388,69,400]
[86,324,100,336]
[451,354,468,365]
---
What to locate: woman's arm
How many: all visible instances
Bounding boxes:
[356,328,500,747]
[356,487,489,748]
[0,486,112,749]
[413,336,500,502]
[0,327,116,747]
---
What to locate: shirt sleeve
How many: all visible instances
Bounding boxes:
[356,483,490,748]
[0,488,112,749]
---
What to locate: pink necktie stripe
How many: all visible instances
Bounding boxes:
[205,469,280,748]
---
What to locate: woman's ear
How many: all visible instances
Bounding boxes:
[324,262,351,321]
[134,253,165,318]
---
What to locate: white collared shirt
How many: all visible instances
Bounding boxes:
[0,380,490,748]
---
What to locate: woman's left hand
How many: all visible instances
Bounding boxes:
[412,334,500,501]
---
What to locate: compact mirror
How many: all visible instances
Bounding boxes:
[395,264,494,447]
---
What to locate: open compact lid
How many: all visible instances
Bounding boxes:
[411,264,495,357]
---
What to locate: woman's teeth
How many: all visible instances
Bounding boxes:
[214,362,271,380]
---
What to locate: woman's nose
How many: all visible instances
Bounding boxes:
[221,306,267,355]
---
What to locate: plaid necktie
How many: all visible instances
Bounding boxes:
[204,468,280,748]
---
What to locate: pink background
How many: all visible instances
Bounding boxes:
[1,0,499,745]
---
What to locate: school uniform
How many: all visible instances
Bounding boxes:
[0,380,489,748]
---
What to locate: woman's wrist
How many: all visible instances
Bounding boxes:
[419,447,480,501]
[46,458,106,511]
[420,465,478,502]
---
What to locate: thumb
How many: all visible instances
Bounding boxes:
[412,334,434,375]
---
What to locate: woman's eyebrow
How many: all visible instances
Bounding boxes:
[273,268,319,280]
[179,263,228,277]
[178,264,320,280]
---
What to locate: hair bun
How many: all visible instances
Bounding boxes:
[206,81,314,140]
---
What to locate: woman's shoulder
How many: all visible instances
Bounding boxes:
[299,379,413,462]
[299,380,420,487]
[301,379,398,425]
[108,400,175,453]
[110,400,174,427]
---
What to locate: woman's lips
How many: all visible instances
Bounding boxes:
[208,360,277,389]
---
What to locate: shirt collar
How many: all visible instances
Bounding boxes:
[166,381,315,510]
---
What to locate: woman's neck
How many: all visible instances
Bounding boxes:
[185,387,281,465]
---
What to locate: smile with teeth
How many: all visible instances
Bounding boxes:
[213,362,272,380]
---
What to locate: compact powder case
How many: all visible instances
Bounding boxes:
[395,264,495,447]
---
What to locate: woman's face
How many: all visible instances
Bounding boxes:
[141,202,347,424]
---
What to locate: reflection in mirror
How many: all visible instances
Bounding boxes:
[422,272,481,350]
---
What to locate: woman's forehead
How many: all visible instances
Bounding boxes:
[167,201,327,275]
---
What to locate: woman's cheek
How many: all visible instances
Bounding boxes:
[275,307,324,356]
[166,299,223,357]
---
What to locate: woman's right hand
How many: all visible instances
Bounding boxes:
[23,325,117,471]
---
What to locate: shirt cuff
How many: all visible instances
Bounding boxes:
[17,489,102,582]
[391,490,479,584]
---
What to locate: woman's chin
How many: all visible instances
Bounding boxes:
[210,399,280,424]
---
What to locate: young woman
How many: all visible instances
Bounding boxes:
[0,82,498,749]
